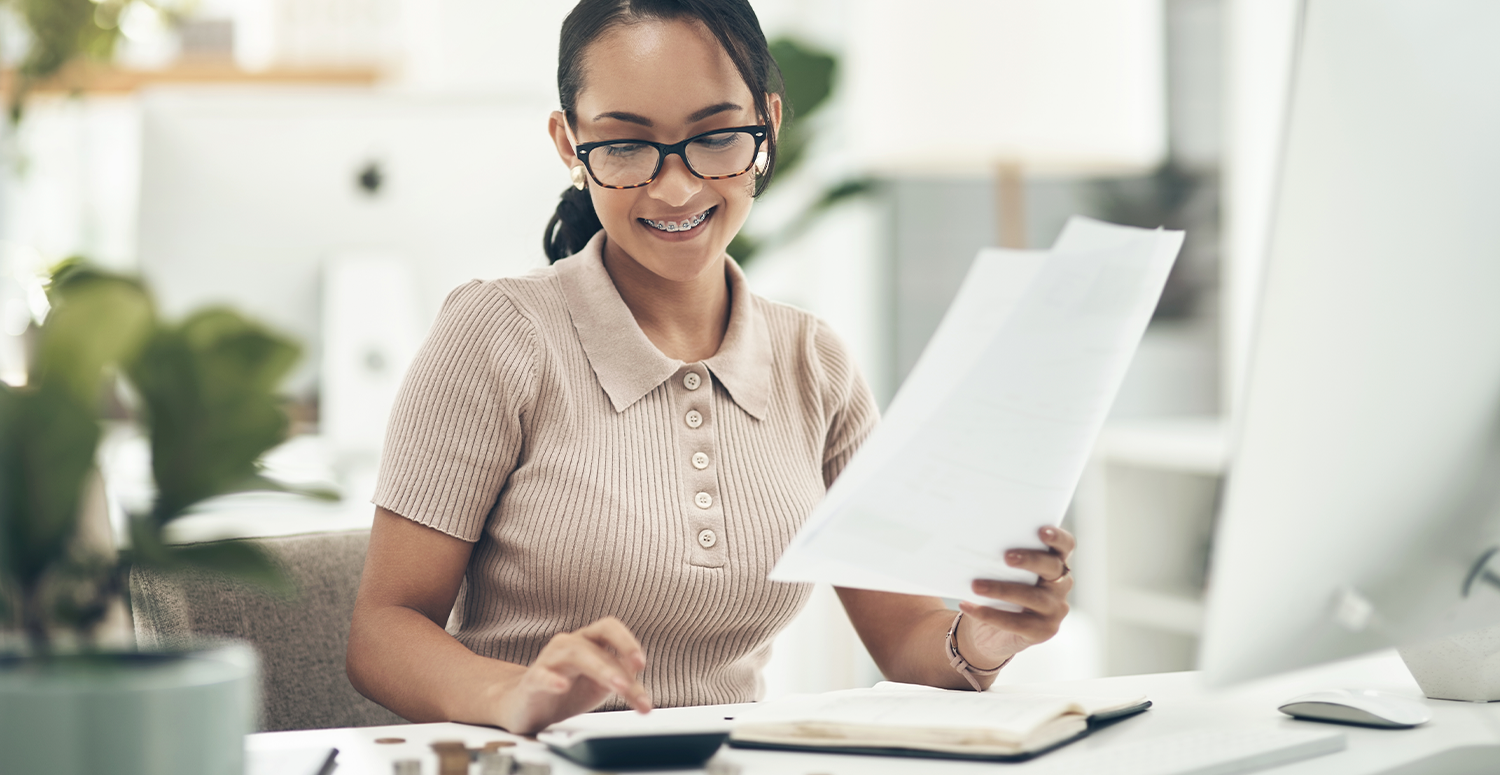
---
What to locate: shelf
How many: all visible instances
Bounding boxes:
[1111,585,1206,635]
[1,60,382,97]
[1094,416,1229,475]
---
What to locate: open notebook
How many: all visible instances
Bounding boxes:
[728,684,1150,761]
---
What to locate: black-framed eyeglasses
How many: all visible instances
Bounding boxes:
[575,125,768,190]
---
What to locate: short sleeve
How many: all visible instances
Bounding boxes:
[373,281,539,541]
[812,320,880,488]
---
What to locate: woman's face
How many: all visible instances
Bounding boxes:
[549,18,780,284]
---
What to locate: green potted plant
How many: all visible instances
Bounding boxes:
[0,263,314,775]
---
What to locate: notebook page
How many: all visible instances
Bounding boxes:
[735,689,1084,738]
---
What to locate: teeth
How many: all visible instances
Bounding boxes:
[645,208,712,232]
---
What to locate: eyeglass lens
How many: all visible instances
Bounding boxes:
[587,130,759,187]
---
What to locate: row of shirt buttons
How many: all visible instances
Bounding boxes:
[679,367,720,562]
[686,376,712,512]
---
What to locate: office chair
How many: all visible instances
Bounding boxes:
[130,530,404,731]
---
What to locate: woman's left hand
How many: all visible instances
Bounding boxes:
[955,525,1076,669]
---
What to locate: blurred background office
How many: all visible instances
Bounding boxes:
[0,0,1297,698]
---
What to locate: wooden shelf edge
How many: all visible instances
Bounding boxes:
[2,60,384,97]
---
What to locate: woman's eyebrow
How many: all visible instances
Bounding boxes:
[687,102,742,122]
[591,102,743,127]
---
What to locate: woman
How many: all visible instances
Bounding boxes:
[347,0,1075,736]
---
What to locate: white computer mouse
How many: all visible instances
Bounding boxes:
[1278,688,1431,729]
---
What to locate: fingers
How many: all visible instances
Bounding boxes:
[1001,526,1075,583]
[958,599,1064,644]
[964,528,1075,653]
[1039,525,1076,559]
[535,619,652,712]
[578,616,648,673]
[971,578,1069,617]
[1005,548,1070,584]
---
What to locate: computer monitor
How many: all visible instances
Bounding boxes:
[1199,0,1500,686]
[137,88,563,401]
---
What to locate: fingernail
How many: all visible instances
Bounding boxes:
[1007,551,1024,564]
[1042,527,1056,538]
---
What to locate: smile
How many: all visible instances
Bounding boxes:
[640,207,715,233]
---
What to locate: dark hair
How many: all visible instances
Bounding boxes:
[543,0,785,263]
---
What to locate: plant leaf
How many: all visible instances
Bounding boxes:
[767,38,838,179]
[0,380,103,593]
[769,38,837,124]
[126,307,301,522]
[10,0,122,122]
[33,267,154,409]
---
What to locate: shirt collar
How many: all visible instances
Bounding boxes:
[555,231,772,420]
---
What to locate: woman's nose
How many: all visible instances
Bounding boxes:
[647,153,702,207]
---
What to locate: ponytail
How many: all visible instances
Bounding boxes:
[543,184,603,263]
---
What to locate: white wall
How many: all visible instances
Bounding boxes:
[0,97,141,270]
[393,0,850,97]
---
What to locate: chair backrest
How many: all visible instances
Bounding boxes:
[130,530,404,731]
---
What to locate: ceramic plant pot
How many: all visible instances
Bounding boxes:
[1398,623,1500,702]
[0,641,257,775]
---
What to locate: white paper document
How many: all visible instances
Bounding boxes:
[769,217,1184,602]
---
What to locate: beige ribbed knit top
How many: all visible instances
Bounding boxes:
[374,232,878,710]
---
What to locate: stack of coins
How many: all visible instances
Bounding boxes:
[515,759,551,775]
[477,741,516,774]
[430,740,471,775]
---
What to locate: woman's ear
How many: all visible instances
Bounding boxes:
[755,93,783,175]
[549,110,581,169]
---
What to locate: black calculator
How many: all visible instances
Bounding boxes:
[538,727,730,770]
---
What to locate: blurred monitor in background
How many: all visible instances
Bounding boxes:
[137,88,562,459]
[1199,0,1500,684]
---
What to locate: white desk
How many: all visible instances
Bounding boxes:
[247,650,1500,774]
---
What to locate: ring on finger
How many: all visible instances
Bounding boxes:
[1048,561,1072,583]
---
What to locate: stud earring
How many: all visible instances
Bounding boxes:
[570,165,587,190]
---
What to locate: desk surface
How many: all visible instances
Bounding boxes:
[248,650,1500,774]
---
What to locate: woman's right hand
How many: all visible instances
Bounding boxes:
[494,616,652,735]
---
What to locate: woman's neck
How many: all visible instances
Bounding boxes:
[600,237,731,364]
